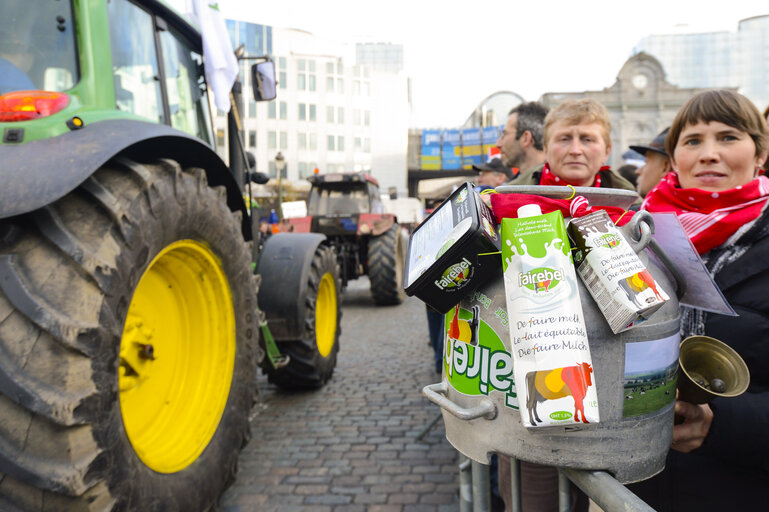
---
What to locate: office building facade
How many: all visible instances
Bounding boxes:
[215,20,409,195]
[633,15,769,112]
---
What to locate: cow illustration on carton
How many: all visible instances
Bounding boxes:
[525,362,594,424]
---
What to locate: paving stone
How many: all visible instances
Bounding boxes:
[219,280,461,510]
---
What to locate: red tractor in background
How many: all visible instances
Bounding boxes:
[288,172,407,305]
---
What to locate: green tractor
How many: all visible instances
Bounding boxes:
[0,0,341,510]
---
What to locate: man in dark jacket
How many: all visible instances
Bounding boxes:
[497,98,637,512]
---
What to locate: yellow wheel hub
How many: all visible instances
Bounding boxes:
[119,240,236,473]
[315,273,337,357]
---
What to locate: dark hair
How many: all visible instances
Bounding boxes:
[666,90,769,158]
[509,101,549,151]
[617,164,638,187]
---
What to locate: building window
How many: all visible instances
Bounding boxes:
[337,136,344,151]
[248,100,256,118]
[353,109,361,125]
[280,131,287,149]
[279,56,286,69]
[279,102,287,120]
[364,110,370,126]
[279,71,286,89]
[298,133,307,149]
[298,162,308,178]
[327,106,335,123]
[309,133,317,150]
[326,76,334,92]
[299,103,306,120]
[337,78,344,94]
[268,131,277,149]
[298,73,306,90]
[326,62,334,74]
[248,130,256,148]
[355,137,361,149]
[309,60,316,72]
[364,138,371,152]
[327,135,335,151]
[309,75,316,91]
[298,59,306,71]
[337,107,344,124]
[309,104,316,121]
[268,101,276,119]
[337,61,343,74]
[309,161,317,174]
[268,160,277,178]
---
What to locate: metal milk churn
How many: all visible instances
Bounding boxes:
[423,186,683,484]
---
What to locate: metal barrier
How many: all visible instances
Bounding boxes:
[459,453,656,512]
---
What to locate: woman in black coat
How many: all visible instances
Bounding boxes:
[630,89,769,511]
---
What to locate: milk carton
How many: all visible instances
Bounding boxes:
[568,210,669,334]
[502,204,599,428]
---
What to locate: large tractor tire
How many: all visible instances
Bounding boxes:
[368,224,407,306]
[0,157,258,511]
[265,244,341,389]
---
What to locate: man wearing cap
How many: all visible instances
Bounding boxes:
[629,127,672,197]
[496,102,549,182]
[473,157,515,191]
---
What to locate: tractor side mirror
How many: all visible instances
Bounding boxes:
[249,171,270,185]
[251,60,276,101]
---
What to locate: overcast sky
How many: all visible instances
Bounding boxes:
[215,1,768,128]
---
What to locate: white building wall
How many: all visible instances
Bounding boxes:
[213,22,409,195]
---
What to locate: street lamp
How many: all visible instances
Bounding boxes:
[274,151,286,219]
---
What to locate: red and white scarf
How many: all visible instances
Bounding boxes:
[642,172,769,254]
[539,162,605,188]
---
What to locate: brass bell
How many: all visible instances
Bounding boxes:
[677,336,750,404]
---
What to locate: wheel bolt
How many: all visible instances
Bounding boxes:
[139,344,155,360]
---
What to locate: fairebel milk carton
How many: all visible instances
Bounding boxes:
[502,204,599,428]
[568,210,669,334]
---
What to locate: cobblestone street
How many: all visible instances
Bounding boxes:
[219,277,460,512]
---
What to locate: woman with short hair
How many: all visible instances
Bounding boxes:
[629,89,769,511]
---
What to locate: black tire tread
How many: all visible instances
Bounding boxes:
[0,157,256,511]
[368,224,406,305]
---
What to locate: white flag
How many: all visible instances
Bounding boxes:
[188,0,238,112]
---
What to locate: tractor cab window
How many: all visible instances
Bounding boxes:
[107,0,164,123]
[368,183,384,213]
[0,0,78,94]
[308,183,370,216]
[159,28,212,145]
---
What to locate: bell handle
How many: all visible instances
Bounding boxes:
[422,382,497,420]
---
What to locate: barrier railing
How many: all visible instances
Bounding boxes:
[457,454,655,512]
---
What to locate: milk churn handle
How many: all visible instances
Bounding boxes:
[422,382,497,420]
[625,210,654,251]
[624,211,687,299]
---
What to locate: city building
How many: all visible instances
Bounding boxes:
[541,52,716,170]
[633,15,769,113]
[214,19,410,197]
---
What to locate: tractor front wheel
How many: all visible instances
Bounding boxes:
[265,244,341,389]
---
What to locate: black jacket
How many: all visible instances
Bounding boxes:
[628,206,769,511]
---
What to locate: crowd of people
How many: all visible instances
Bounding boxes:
[426,90,769,512]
